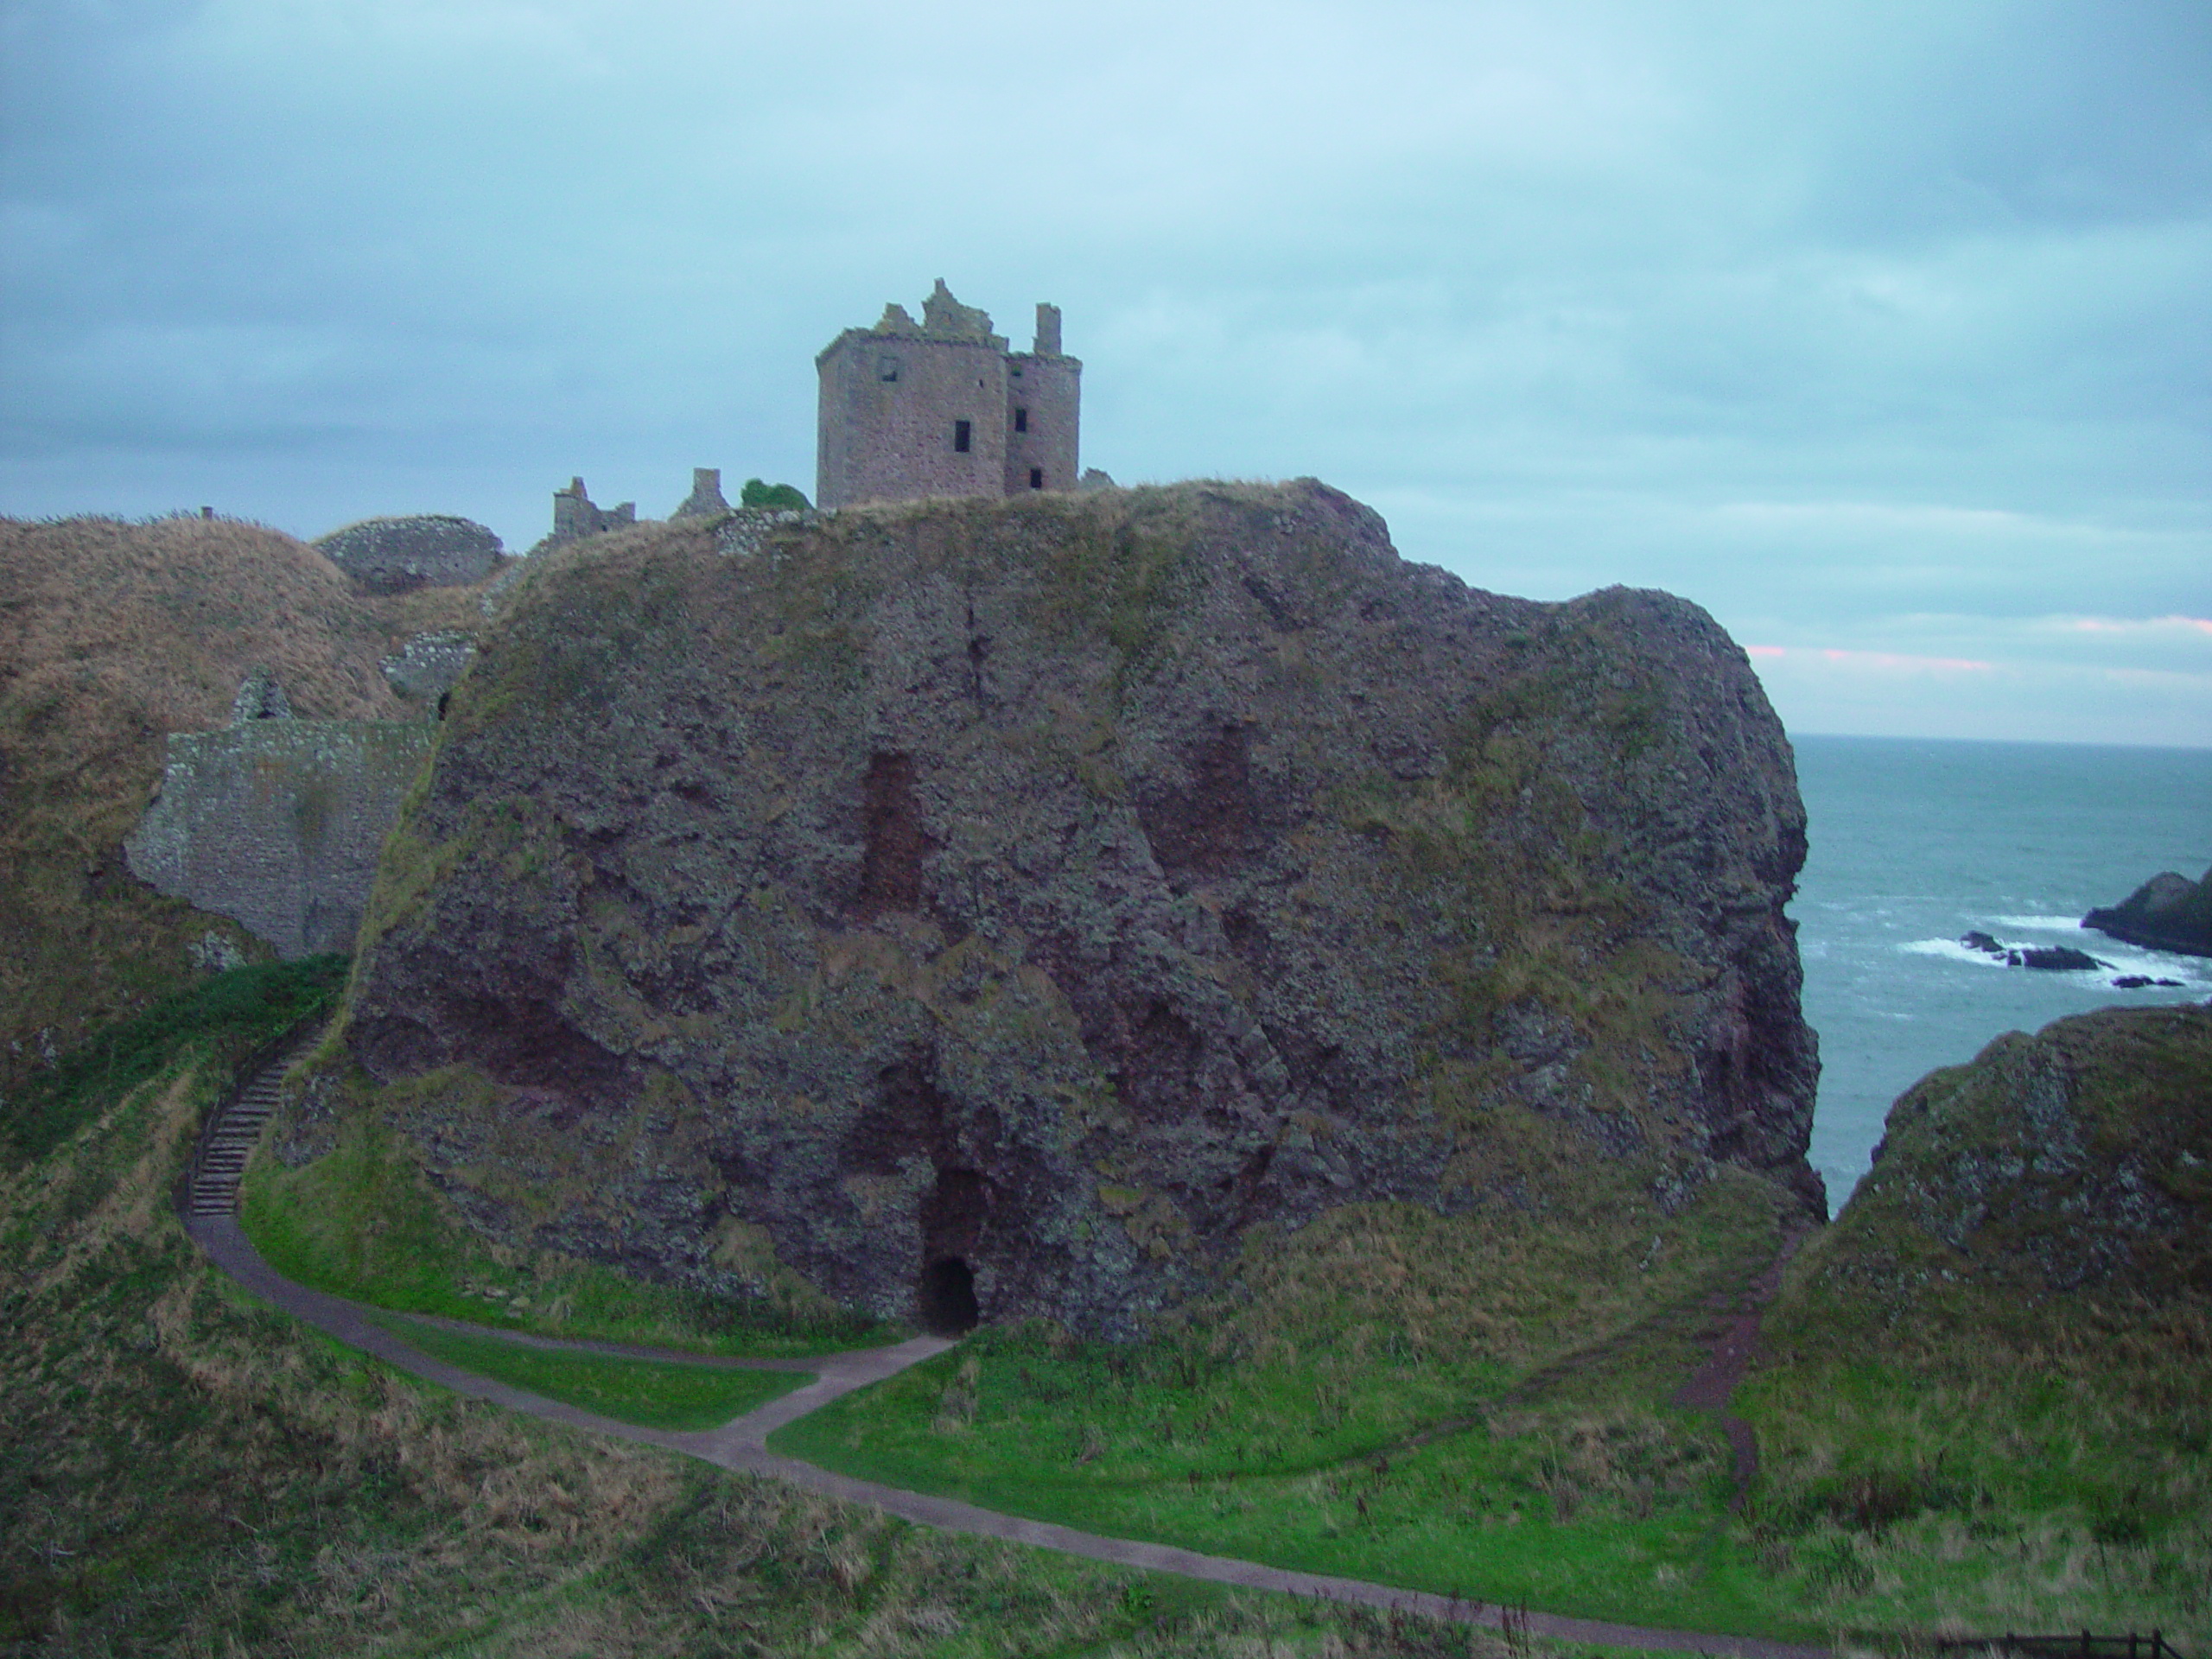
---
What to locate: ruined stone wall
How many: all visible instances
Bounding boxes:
[537,479,637,553]
[124,718,438,957]
[817,331,1011,509]
[314,516,504,594]
[378,631,479,715]
[671,467,732,519]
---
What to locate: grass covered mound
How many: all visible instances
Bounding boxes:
[774,1165,1855,1640]
[1740,1002,2212,1638]
[0,965,1567,1656]
[0,512,493,1089]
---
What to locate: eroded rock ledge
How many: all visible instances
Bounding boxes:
[340,480,1822,1336]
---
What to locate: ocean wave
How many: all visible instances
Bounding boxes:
[1900,933,2208,988]
[1902,938,2012,966]
[1995,914,2091,932]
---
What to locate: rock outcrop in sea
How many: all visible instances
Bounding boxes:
[2084,868,2212,959]
[333,480,1824,1336]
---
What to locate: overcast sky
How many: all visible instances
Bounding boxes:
[3,0,2206,746]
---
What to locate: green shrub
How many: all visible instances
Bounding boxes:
[741,478,810,511]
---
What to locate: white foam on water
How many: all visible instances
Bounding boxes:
[1901,938,2010,966]
[2092,944,2212,987]
[1995,914,2092,932]
[1899,931,2209,988]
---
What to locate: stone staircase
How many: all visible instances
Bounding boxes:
[186,1025,323,1218]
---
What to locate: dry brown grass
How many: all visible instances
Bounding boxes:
[0,512,490,1084]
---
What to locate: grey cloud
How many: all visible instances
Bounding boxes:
[1,0,2204,741]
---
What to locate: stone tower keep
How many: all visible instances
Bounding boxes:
[816,281,1080,510]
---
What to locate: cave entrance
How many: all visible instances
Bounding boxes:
[916,1256,979,1336]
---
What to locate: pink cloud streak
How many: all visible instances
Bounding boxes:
[1745,645,1993,672]
[2058,615,2212,637]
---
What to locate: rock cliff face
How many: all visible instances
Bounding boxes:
[340,480,1821,1336]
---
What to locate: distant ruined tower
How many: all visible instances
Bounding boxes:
[816,280,1080,509]
[548,477,635,545]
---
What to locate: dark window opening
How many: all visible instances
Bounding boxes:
[877,355,900,383]
[953,419,971,454]
[1014,406,1028,432]
[917,1256,979,1334]
[1028,467,1044,490]
[435,692,451,721]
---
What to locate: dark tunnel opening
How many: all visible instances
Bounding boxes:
[916,1256,980,1336]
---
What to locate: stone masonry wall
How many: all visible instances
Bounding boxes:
[315,516,504,594]
[1003,327,1080,495]
[125,718,438,957]
[816,283,1080,509]
[818,329,1010,508]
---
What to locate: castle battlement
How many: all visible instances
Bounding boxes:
[816,280,1080,509]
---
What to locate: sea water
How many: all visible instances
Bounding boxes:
[1789,734,2211,1209]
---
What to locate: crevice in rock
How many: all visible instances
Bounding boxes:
[845,1049,955,1174]
[1136,723,1261,879]
[964,599,991,709]
[855,752,935,918]
[921,1166,988,1258]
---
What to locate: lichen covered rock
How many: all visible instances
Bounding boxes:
[1789,1002,2211,1309]
[340,480,1822,1335]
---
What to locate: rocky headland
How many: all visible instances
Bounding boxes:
[2084,867,2212,959]
[326,480,1823,1336]
[1778,1001,2210,1311]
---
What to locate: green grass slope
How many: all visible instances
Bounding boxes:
[772,1007,2212,1644]
[239,1053,896,1358]
[365,1315,810,1429]
[773,1166,1840,1640]
[1741,1002,2212,1639]
[0,962,1649,1656]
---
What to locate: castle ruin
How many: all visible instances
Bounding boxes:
[545,477,636,549]
[816,281,1080,509]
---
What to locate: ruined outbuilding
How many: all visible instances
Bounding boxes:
[314,516,504,594]
[816,281,1080,509]
[671,467,733,519]
[532,478,638,553]
[124,671,438,958]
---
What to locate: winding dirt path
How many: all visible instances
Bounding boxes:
[1669,1226,1813,1513]
[187,1209,1826,1658]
